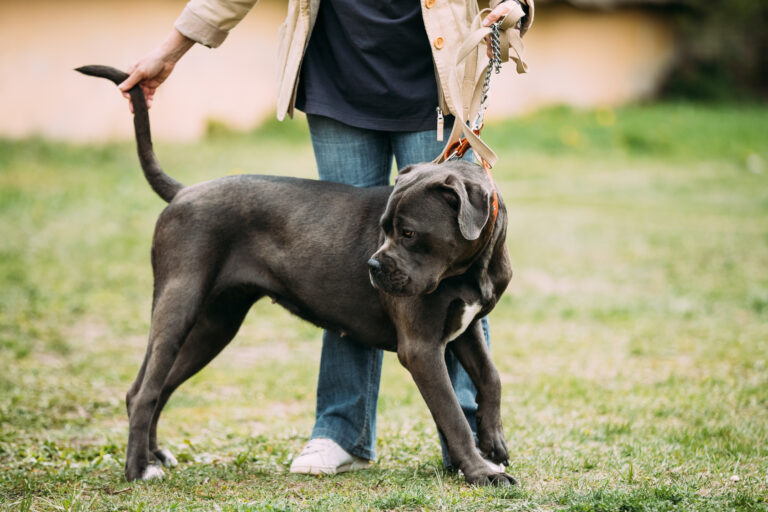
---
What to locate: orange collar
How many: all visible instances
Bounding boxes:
[482,159,500,228]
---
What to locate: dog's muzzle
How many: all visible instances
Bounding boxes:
[368,257,411,296]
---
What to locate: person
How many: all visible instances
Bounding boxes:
[119,0,532,475]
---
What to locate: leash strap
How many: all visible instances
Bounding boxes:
[434,3,529,169]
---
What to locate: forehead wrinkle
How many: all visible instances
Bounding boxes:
[396,187,454,236]
[393,185,425,226]
[389,170,452,227]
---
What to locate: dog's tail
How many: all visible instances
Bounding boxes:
[75,65,183,203]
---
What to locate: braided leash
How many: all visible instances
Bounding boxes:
[445,20,503,163]
[474,21,502,132]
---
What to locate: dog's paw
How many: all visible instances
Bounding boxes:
[478,429,509,465]
[466,470,517,487]
[154,448,178,467]
[126,460,166,482]
[140,465,165,481]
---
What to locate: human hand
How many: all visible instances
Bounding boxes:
[482,1,522,58]
[118,29,194,112]
[118,53,175,112]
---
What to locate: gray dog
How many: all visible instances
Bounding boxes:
[77,65,514,486]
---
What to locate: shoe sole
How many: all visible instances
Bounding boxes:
[290,459,370,475]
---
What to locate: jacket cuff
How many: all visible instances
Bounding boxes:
[174,5,228,48]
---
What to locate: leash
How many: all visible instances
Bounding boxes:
[443,20,503,227]
[435,2,529,169]
[443,20,503,162]
[439,6,529,228]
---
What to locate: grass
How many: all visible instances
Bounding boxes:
[1,103,767,511]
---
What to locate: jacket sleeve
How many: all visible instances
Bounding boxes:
[174,0,260,48]
[490,0,534,37]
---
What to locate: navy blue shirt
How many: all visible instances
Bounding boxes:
[295,0,439,131]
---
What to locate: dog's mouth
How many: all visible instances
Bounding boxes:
[368,267,414,297]
[368,268,440,297]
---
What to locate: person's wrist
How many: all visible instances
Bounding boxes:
[159,29,194,64]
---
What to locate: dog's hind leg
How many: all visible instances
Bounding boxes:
[148,292,255,468]
[125,278,208,482]
[126,350,150,421]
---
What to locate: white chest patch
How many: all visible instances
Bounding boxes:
[447,302,482,341]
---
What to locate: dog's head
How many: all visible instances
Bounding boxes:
[368,160,498,297]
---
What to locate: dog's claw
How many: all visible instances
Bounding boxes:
[479,431,509,465]
[468,471,517,487]
[486,472,517,487]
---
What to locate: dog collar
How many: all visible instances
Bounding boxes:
[483,159,499,229]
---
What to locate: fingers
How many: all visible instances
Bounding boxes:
[118,68,143,94]
[119,66,159,112]
[119,67,143,113]
[482,13,499,26]
[118,42,178,112]
[143,85,155,109]
[482,2,514,26]
[483,2,518,58]
[484,3,512,57]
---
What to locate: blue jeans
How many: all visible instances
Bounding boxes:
[306,114,490,465]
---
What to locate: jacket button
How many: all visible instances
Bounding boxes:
[425,0,435,7]
[434,36,444,49]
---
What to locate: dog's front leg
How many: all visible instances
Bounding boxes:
[448,322,509,467]
[397,337,514,486]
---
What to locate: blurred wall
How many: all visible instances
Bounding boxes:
[0,1,676,141]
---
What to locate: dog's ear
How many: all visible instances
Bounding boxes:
[440,175,490,240]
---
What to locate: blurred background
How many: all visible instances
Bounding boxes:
[1,1,767,510]
[1,0,766,140]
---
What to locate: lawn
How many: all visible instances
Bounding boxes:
[1,103,767,511]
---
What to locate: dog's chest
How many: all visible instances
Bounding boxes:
[445,302,482,341]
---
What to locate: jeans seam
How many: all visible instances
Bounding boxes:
[352,348,379,456]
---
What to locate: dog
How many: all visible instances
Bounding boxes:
[76,65,514,486]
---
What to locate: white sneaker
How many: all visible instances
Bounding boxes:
[289,438,371,475]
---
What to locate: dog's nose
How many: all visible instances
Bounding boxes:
[367,258,382,271]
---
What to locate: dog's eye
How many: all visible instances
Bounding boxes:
[400,229,415,239]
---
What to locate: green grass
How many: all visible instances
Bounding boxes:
[1,103,767,511]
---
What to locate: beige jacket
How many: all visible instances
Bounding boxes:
[175,0,532,159]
